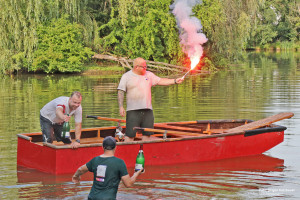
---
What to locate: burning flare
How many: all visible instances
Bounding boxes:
[190,55,200,70]
[171,0,208,79]
[181,55,201,79]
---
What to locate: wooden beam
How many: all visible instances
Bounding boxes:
[134,127,201,136]
[225,112,294,133]
[154,124,202,133]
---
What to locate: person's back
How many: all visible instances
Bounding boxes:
[86,156,128,200]
[72,136,143,200]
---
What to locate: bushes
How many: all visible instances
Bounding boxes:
[31,16,94,73]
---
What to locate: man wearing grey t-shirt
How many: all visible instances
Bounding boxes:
[40,91,82,148]
[117,57,184,142]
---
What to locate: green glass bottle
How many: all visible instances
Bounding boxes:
[61,114,70,139]
[135,144,145,172]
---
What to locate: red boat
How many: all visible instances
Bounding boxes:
[17,113,293,174]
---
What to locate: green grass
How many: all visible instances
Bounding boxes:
[83,62,125,71]
[81,62,126,75]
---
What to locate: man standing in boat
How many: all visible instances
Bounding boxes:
[117,57,184,142]
[72,136,143,199]
[40,91,82,148]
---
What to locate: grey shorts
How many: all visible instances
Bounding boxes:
[40,114,71,144]
[126,109,154,138]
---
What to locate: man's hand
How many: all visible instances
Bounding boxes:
[135,167,144,174]
[119,107,126,117]
[71,141,80,149]
[175,78,184,84]
[72,175,80,183]
[63,114,71,122]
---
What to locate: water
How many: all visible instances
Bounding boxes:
[0,52,299,199]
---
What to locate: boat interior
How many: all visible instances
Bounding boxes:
[17,112,292,148]
[18,120,254,146]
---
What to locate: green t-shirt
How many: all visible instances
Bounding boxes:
[86,156,128,200]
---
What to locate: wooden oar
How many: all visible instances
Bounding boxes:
[225,112,294,133]
[154,123,202,133]
[134,127,201,136]
[86,115,126,123]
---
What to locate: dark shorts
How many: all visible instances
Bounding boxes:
[40,114,71,144]
[126,109,154,138]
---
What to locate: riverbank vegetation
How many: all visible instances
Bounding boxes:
[0,0,299,74]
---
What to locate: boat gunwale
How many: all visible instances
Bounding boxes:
[17,124,287,150]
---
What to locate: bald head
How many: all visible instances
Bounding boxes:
[132,57,147,75]
[133,57,146,68]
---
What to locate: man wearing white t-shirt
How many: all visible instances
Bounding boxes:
[40,91,82,148]
[117,57,184,142]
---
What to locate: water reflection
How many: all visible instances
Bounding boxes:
[17,154,284,199]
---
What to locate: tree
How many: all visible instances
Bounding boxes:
[248,0,299,48]
[31,16,94,73]
[98,0,182,64]
[0,0,95,74]
[195,0,263,63]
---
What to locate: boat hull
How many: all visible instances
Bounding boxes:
[17,125,284,174]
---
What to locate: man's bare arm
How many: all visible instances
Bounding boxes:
[118,90,126,117]
[158,78,184,86]
[118,90,125,108]
[72,164,89,183]
[121,169,143,187]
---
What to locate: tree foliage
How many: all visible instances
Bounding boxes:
[98,0,183,64]
[195,0,263,62]
[0,0,299,74]
[31,16,94,73]
[248,0,300,48]
[0,0,95,74]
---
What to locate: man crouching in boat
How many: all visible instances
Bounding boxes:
[72,136,143,200]
[40,91,82,149]
[117,57,184,142]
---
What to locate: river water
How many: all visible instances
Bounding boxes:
[0,52,299,199]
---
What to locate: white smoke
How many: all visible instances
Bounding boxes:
[170,0,208,68]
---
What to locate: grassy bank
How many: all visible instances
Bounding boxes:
[249,41,300,52]
[82,62,126,75]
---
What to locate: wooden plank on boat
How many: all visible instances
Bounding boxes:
[80,137,104,144]
[154,124,202,133]
[225,112,294,133]
[17,134,32,141]
[165,121,199,125]
[134,127,201,136]
[37,138,105,146]
[86,115,126,123]
[203,129,227,134]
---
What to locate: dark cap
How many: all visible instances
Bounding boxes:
[103,136,116,150]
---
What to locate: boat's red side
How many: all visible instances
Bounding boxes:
[17,130,284,174]
[17,154,284,184]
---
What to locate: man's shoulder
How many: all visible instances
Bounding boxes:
[122,70,133,77]
[55,96,69,102]
[87,156,100,165]
[146,71,160,79]
[91,156,123,161]
[109,156,126,165]
[88,156,125,165]
[112,156,124,161]
[118,70,134,86]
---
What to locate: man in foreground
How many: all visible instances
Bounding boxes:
[72,136,143,200]
[40,91,82,148]
[117,57,184,142]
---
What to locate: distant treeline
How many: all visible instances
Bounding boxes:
[0,0,299,74]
